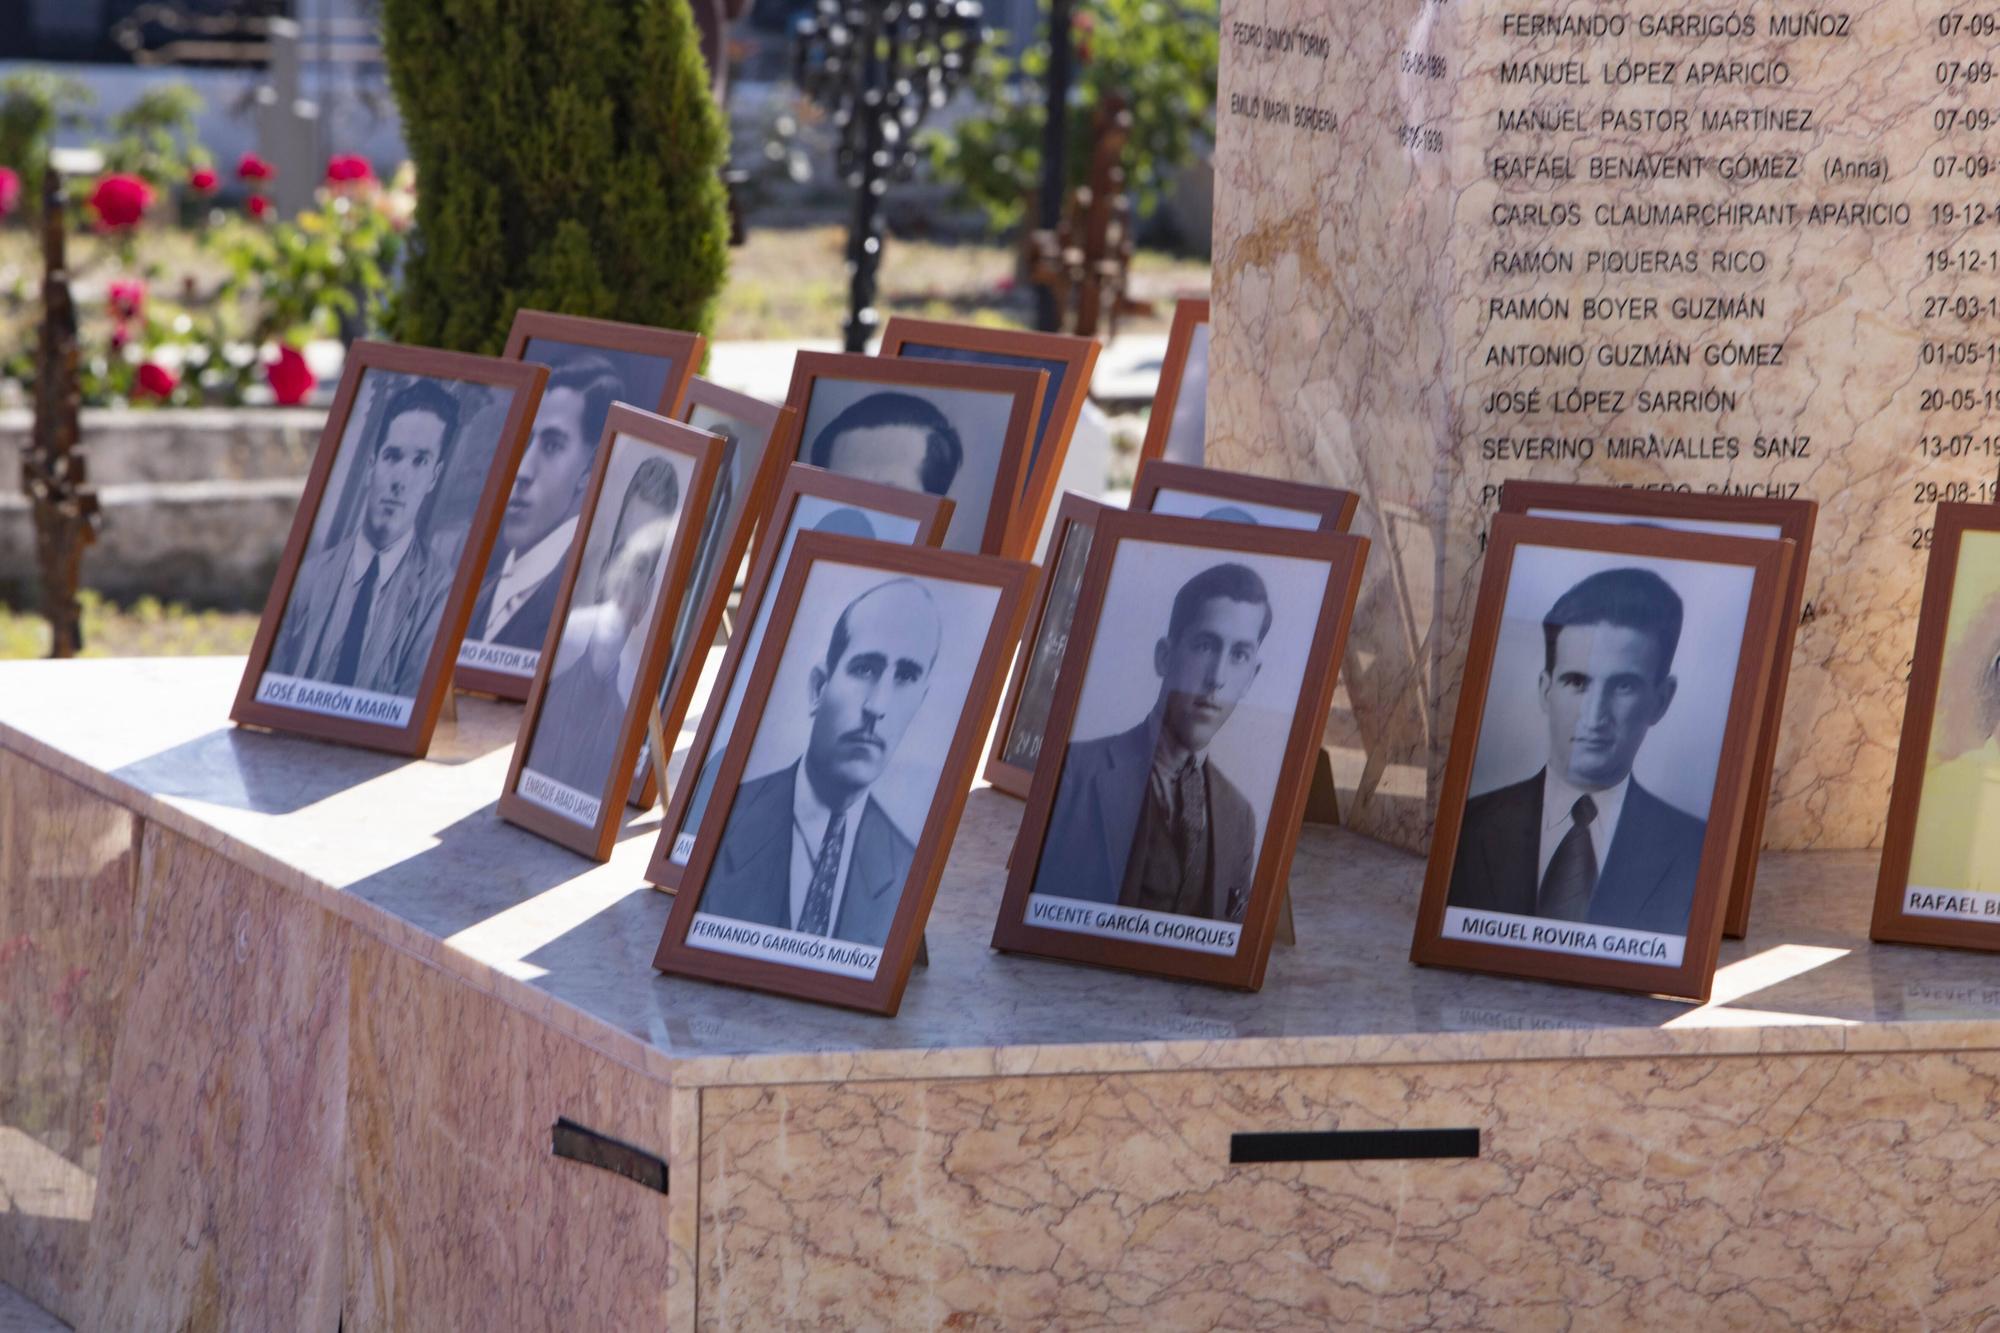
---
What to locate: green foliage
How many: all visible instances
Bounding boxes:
[0,70,94,214]
[379,0,731,353]
[99,82,210,187]
[925,0,1218,234]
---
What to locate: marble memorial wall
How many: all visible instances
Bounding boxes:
[1211,0,2000,850]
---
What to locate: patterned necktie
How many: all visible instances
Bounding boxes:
[796,806,848,935]
[1538,794,1598,920]
[333,554,380,687]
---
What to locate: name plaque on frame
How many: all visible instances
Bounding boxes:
[1210,0,2000,852]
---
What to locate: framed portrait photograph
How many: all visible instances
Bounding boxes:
[653,534,1031,1014]
[1499,480,1817,939]
[879,316,1100,556]
[498,407,723,858]
[645,465,954,890]
[991,510,1371,989]
[1410,516,1794,1002]
[1873,503,2000,951]
[982,493,1110,798]
[454,310,704,699]
[232,341,548,755]
[624,378,797,809]
[1138,297,1210,467]
[779,351,1044,557]
[1132,459,1359,533]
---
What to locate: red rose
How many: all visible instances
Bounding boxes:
[88,174,153,230]
[266,344,316,406]
[236,152,274,182]
[325,153,375,186]
[0,166,19,219]
[188,165,219,193]
[108,279,145,321]
[246,193,271,220]
[135,362,178,401]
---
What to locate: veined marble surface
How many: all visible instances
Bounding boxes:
[1,657,1996,1093]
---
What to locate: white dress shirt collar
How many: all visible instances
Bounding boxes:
[350,526,415,587]
[482,516,579,639]
[788,765,868,936]
[1536,767,1630,885]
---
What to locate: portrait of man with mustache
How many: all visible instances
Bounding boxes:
[694,576,940,949]
[1031,561,1269,923]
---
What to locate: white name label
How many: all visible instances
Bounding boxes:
[517,770,600,827]
[1903,884,2000,922]
[457,640,539,677]
[1025,892,1242,955]
[1442,906,1684,967]
[255,672,412,728]
[686,912,883,979]
[671,832,697,864]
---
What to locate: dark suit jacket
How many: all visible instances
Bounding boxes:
[695,762,916,948]
[1446,770,1707,935]
[466,560,565,652]
[269,531,449,696]
[524,648,627,799]
[1032,719,1256,919]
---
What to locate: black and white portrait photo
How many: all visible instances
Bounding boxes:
[516,437,690,825]
[1441,550,1756,964]
[1024,541,1331,955]
[667,497,926,866]
[258,368,509,725]
[896,342,1070,477]
[795,379,1018,554]
[688,560,1002,978]
[457,338,675,679]
[660,404,775,695]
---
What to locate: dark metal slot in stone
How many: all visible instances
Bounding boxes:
[552,1117,668,1193]
[1229,1128,1481,1164]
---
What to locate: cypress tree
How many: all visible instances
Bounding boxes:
[380,0,730,353]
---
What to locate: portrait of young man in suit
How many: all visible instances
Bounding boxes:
[465,354,626,656]
[1032,562,1267,922]
[695,576,940,949]
[1447,566,1708,935]
[522,456,682,799]
[806,391,964,500]
[268,377,462,697]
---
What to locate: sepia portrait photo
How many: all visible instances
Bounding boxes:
[244,345,541,748]
[457,323,688,689]
[1875,508,2000,947]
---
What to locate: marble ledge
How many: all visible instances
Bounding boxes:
[5,656,2000,1095]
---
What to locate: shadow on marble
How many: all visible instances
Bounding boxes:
[341,801,606,940]
[112,728,407,816]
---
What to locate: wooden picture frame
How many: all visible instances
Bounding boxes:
[990,509,1370,989]
[1498,480,1817,939]
[497,406,724,858]
[1137,297,1210,466]
[624,378,798,810]
[1132,460,1360,533]
[1872,502,2000,952]
[652,533,1032,1014]
[644,466,954,890]
[983,493,1111,798]
[231,340,548,756]
[778,351,1044,557]
[1409,515,1794,1002]
[455,310,705,700]
[879,316,1100,561]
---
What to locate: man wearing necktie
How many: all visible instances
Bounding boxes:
[1032,562,1266,922]
[1446,567,1709,936]
[694,577,941,948]
[269,378,460,697]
